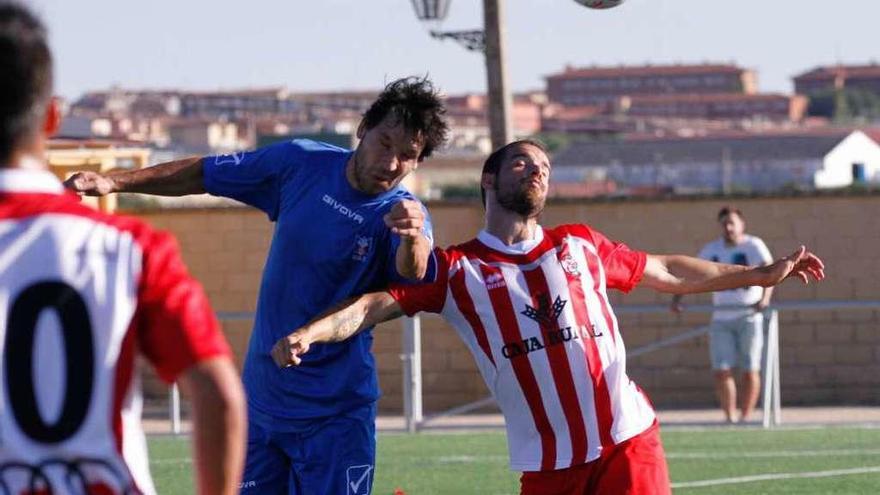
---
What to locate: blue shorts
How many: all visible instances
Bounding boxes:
[239,402,377,495]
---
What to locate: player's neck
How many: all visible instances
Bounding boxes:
[484,207,539,246]
[3,141,47,171]
[723,234,745,247]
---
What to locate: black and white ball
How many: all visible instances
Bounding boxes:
[574,0,625,9]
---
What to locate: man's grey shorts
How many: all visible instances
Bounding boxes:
[709,313,764,371]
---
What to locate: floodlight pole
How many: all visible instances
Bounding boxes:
[483,0,513,148]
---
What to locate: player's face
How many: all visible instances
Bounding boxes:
[494,144,551,218]
[352,117,425,195]
[720,212,745,243]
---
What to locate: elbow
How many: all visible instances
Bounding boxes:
[397,260,427,281]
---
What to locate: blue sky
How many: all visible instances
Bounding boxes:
[31,0,880,99]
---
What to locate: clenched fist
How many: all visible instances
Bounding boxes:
[271,331,312,367]
[383,199,426,239]
[64,171,117,196]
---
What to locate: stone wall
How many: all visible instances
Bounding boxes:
[134,192,880,412]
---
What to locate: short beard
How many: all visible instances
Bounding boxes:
[495,184,545,218]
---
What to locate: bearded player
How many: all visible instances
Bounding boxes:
[272,140,825,494]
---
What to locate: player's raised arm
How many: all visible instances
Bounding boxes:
[272,292,405,367]
[64,156,206,196]
[642,246,825,295]
[385,199,433,280]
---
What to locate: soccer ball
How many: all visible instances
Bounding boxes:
[574,0,625,9]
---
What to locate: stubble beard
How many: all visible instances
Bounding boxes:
[496,183,546,218]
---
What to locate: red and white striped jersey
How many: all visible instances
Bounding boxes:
[0,169,231,494]
[389,224,656,472]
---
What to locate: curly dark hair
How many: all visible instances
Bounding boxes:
[0,1,52,164]
[480,139,548,207]
[361,76,449,161]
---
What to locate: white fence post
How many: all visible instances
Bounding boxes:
[762,309,782,428]
[770,310,782,426]
[402,316,423,433]
[169,383,181,435]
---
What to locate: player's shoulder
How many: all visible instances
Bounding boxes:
[703,237,724,251]
[433,242,471,269]
[545,223,599,242]
[285,138,350,159]
[389,186,424,204]
[371,187,426,214]
[743,234,767,247]
[4,192,177,253]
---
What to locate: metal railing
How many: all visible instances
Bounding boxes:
[165,301,880,435]
[400,300,880,432]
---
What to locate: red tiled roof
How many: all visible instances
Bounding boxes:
[794,64,880,81]
[546,105,605,120]
[619,126,858,144]
[623,93,794,104]
[547,63,747,80]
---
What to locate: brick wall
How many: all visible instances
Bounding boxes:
[134,193,880,412]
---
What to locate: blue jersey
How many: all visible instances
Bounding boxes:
[203,139,433,420]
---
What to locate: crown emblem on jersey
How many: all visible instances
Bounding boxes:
[521,294,567,326]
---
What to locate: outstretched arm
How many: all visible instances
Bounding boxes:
[272,292,405,367]
[643,246,824,295]
[64,156,206,196]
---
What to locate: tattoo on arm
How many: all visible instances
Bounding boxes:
[313,294,407,344]
[328,309,366,342]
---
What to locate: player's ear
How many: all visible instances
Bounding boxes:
[43,97,62,137]
[481,172,494,190]
[356,120,366,140]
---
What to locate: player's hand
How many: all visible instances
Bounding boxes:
[757,246,825,286]
[271,330,312,367]
[64,171,117,196]
[670,300,684,314]
[384,200,425,239]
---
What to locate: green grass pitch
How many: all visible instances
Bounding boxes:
[148,426,880,494]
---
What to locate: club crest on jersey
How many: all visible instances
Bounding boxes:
[560,253,581,277]
[214,150,247,166]
[521,294,567,327]
[352,235,372,262]
[484,272,506,290]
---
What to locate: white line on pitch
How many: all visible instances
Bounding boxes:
[672,466,880,489]
[667,448,880,459]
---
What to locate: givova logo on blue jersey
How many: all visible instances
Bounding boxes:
[346,465,373,495]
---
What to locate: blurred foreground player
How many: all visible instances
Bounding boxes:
[0,3,246,493]
[273,140,825,494]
